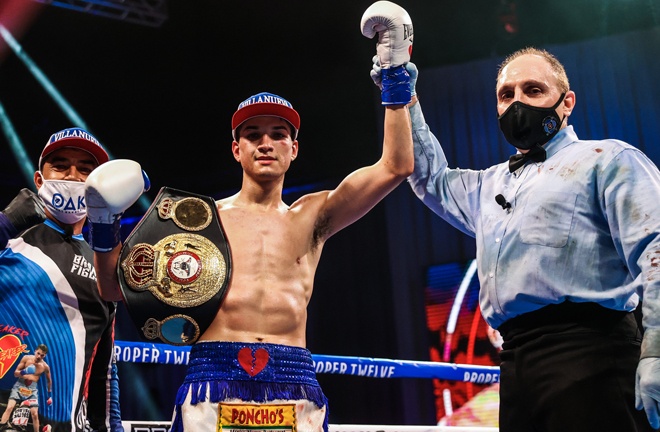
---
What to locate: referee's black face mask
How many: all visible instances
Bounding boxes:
[498,93,565,150]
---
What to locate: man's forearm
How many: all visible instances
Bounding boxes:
[94,245,124,302]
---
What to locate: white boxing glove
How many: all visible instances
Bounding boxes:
[361,0,413,69]
[85,159,150,252]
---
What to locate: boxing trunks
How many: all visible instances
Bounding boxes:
[8,378,39,407]
[171,342,329,432]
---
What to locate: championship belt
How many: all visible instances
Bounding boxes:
[117,187,231,345]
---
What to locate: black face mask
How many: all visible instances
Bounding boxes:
[498,93,566,150]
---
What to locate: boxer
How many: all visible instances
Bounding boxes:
[90,2,415,431]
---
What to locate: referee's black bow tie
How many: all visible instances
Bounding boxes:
[508,145,547,172]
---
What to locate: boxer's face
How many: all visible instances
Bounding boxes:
[232,116,299,179]
[34,349,47,363]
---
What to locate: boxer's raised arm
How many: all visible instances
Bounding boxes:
[314,1,414,240]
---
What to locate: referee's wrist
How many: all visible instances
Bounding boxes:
[642,329,660,359]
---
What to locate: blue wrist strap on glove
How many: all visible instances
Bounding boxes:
[381,65,412,105]
[89,219,122,252]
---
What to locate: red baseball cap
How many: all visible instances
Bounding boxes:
[39,128,109,169]
[231,92,300,140]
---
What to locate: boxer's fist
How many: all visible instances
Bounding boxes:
[20,365,36,375]
[85,159,150,252]
[85,159,149,224]
[46,397,52,406]
[1,188,46,237]
[361,0,413,69]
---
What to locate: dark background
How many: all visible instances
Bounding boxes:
[1,0,658,204]
[0,0,658,426]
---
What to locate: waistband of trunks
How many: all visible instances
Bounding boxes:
[184,341,319,386]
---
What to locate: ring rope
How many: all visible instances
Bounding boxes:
[114,340,500,384]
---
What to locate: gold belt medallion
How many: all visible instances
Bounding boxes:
[121,233,227,308]
[157,197,212,231]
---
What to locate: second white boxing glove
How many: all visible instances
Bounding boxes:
[85,159,149,252]
[361,0,414,68]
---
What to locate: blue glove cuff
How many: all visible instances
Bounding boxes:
[89,219,122,252]
[381,65,412,105]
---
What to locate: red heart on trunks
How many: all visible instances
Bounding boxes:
[237,347,269,377]
[0,334,23,379]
